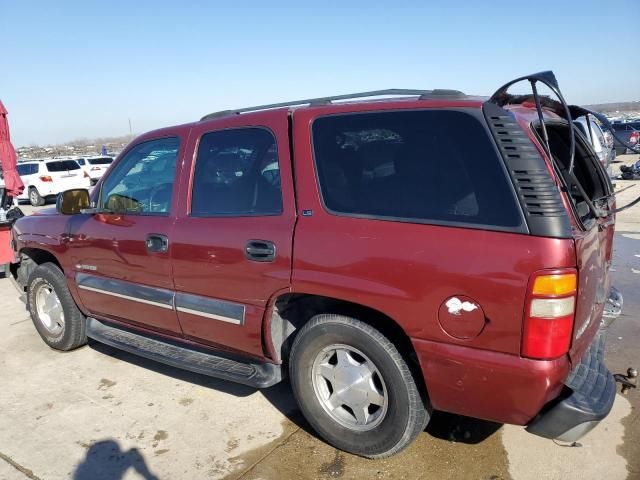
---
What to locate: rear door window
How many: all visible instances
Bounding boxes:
[312,110,523,229]
[46,160,80,172]
[190,128,282,216]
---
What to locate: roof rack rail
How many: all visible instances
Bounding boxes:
[200,88,466,121]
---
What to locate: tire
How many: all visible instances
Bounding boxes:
[289,314,429,458]
[29,187,45,207]
[27,262,87,351]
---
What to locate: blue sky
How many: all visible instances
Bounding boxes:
[2,0,638,146]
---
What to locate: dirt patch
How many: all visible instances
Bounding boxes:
[319,450,345,478]
[179,397,194,406]
[234,413,511,480]
[226,438,240,453]
[153,430,168,442]
[97,378,116,390]
[152,430,168,448]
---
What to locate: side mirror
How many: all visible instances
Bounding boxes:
[56,189,91,215]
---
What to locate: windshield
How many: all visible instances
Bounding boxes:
[46,160,80,172]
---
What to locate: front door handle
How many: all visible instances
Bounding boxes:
[245,240,276,262]
[146,234,169,253]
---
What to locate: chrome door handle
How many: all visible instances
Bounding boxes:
[245,240,276,262]
[146,234,169,253]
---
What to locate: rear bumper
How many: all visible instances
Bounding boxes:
[526,331,615,441]
[412,338,570,425]
[413,325,616,433]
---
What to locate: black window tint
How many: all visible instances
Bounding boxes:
[100,137,179,215]
[88,157,113,165]
[191,128,282,216]
[46,160,80,172]
[312,110,522,228]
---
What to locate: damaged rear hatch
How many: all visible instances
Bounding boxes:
[488,71,617,364]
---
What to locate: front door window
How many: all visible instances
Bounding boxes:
[99,137,180,215]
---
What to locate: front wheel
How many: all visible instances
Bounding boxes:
[289,314,430,458]
[27,262,87,351]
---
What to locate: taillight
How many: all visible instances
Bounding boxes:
[39,175,53,182]
[522,270,577,359]
[630,131,639,144]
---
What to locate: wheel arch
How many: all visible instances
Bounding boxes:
[266,292,420,373]
[11,247,64,290]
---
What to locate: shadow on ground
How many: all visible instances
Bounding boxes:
[73,439,159,480]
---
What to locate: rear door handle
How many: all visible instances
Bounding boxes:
[245,240,276,262]
[146,234,169,253]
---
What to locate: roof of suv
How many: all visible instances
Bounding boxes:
[137,89,563,145]
[199,89,487,122]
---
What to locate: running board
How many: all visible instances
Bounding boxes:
[86,317,281,388]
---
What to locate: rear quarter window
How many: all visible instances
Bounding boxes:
[312,109,524,230]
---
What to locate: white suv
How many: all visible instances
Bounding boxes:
[16,159,91,206]
[76,156,114,185]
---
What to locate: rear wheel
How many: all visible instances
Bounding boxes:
[27,262,87,351]
[289,314,429,458]
[29,187,45,207]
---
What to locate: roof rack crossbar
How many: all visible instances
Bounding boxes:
[200,88,465,121]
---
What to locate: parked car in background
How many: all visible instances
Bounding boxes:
[76,156,114,185]
[16,159,91,206]
[602,129,614,157]
[611,122,639,155]
[574,115,615,171]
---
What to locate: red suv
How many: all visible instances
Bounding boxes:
[9,72,621,458]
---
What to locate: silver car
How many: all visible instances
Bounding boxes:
[574,115,615,174]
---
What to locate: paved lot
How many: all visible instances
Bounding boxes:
[1,156,639,480]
